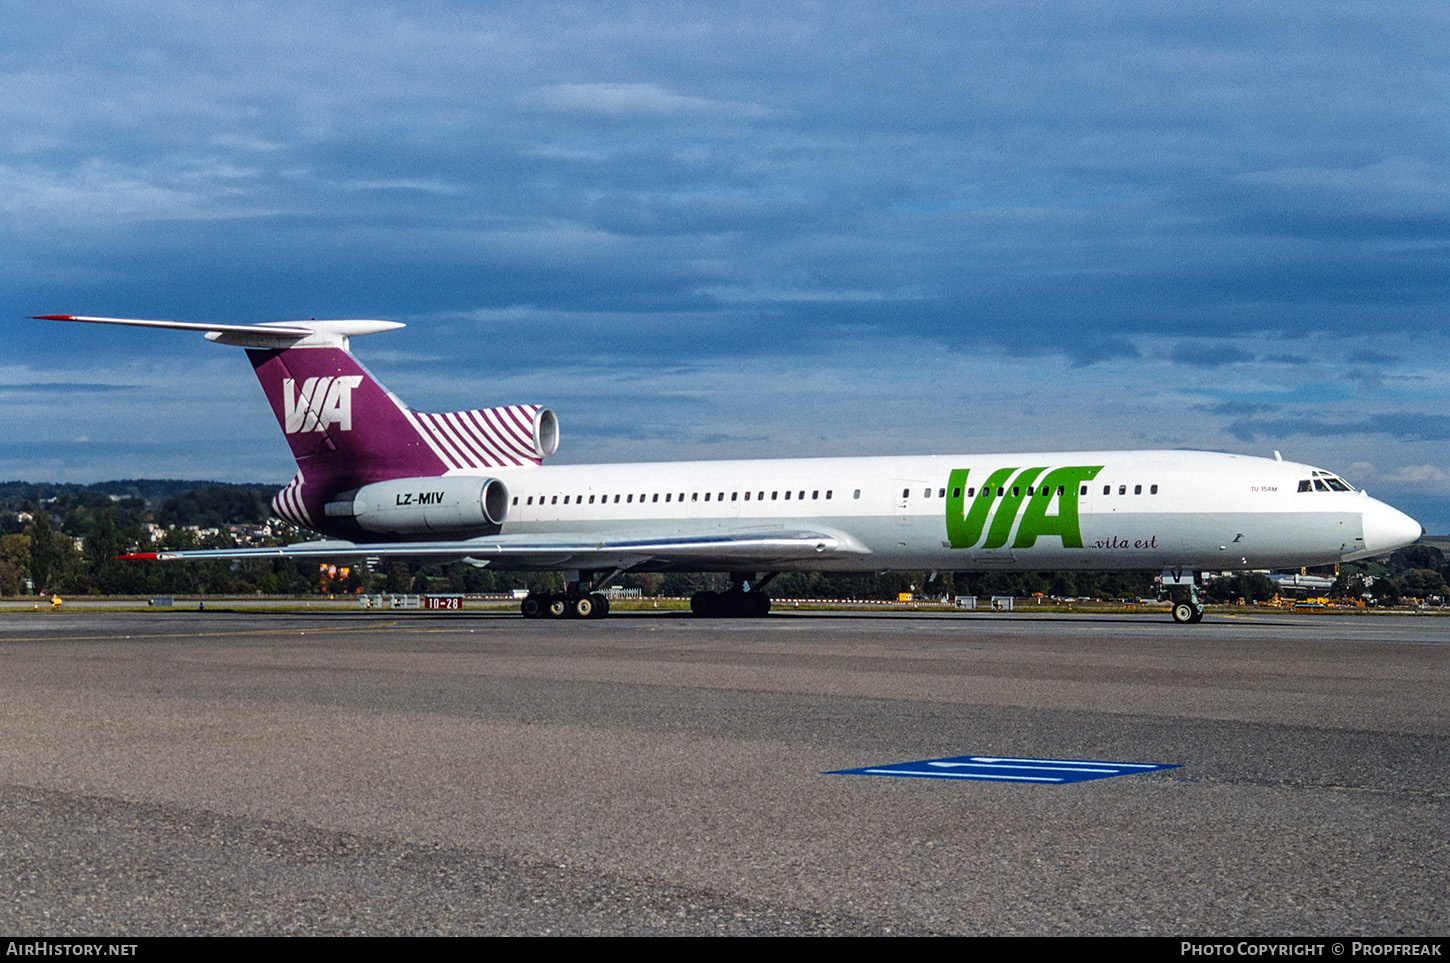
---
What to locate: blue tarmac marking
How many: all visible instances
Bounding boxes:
[828,755,1181,785]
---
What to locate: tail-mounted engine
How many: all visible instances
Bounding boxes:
[324,476,510,536]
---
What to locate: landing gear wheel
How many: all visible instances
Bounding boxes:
[570,594,595,619]
[1172,602,1197,624]
[691,591,720,617]
[590,593,610,618]
[520,594,545,619]
[545,594,569,619]
[1188,605,1205,624]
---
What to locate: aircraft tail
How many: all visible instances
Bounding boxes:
[246,339,556,529]
[36,316,558,532]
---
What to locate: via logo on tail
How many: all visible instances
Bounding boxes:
[944,466,1103,550]
[283,376,364,433]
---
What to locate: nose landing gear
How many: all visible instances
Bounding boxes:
[1163,570,1205,624]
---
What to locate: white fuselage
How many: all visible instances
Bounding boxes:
[473,449,1418,573]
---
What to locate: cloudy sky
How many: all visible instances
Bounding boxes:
[3,1,1447,531]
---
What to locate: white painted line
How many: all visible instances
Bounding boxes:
[970,756,1160,768]
[931,761,1117,773]
[864,768,1062,783]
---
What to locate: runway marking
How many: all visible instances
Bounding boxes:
[829,754,1180,784]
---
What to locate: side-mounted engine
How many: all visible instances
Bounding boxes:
[324,476,510,536]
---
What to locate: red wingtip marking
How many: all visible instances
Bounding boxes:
[117,553,159,560]
[32,315,77,320]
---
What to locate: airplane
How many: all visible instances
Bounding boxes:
[35,314,1424,623]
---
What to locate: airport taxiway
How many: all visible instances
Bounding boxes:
[0,610,1444,935]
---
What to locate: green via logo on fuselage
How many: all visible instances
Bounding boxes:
[944,466,1103,550]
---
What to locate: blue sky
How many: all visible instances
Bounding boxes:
[4,1,1448,531]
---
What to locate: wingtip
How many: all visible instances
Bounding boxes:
[32,314,76,321]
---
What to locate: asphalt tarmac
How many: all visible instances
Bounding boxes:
[0,609,1444,936]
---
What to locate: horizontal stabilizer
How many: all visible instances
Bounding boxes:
[35,315,404,349]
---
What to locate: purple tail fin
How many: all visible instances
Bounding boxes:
[247,345,557,531]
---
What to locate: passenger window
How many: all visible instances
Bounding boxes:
[784,491,790,500]
[652,494,659,502]
[997,487,1005,497]
[812,490,819,499]
[551,496,558,505]
[902,488,910,499]
[702,493,709,501]
[744,492,751,501]
[589,495,595,504]
[771,492,778,500]
[1150,485,1158,495]
[1103,486,1110,495]
[952,488,961,498]
[923,488,930,498]
[799,491,805,500]
[1057,486,1064,497]
[527,496,533,505]
[1080,486,1087,495]
[665,493,671,502]
[1134,485,1141,495]
[731,493,738,501]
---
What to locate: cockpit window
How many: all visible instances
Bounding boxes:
[1301,471,1355,493]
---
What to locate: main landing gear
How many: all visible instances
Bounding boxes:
[520,571,780,620]
[690,572,776,618]
[520,590,610,619]
[520,570,611,619]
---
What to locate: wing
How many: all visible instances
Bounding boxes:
[121,529,871,571]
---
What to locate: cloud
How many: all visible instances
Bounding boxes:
[521,83,780,123]
[1169,341,1254,368]
[0,383,132,394]
[1,2,1446,533]
[1225,412,1450,443]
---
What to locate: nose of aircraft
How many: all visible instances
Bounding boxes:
[1360,498,1423,556]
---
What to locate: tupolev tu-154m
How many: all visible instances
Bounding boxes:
[36,315,1423,623]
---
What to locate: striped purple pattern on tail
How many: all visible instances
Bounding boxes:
[402,404,549,470]
[271,474,314,528]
